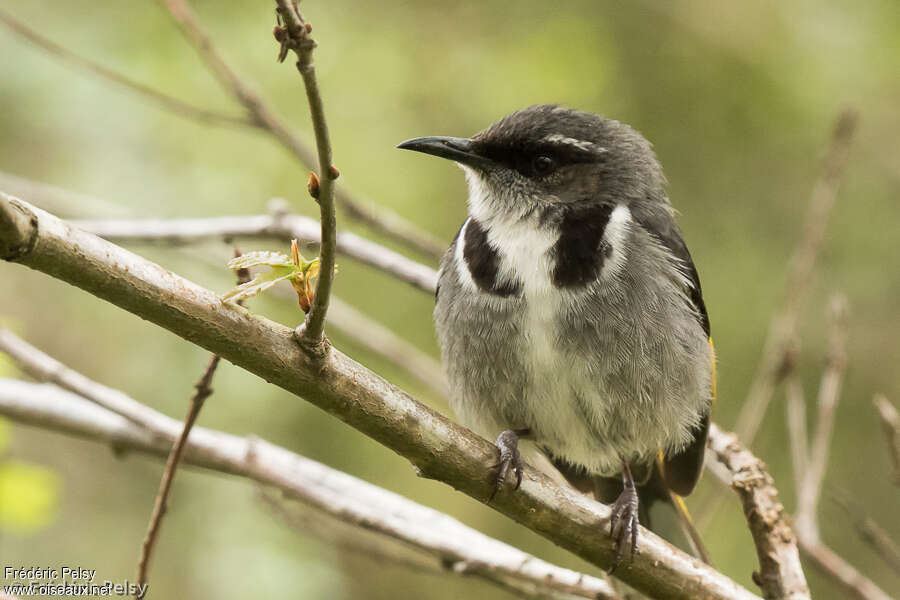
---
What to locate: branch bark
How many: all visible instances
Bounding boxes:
[707,422,892,600]
[707,425,810,600]
[0,378,618,600]
[0,194,761,599]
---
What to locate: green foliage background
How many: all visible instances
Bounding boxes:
[1,1,898,598]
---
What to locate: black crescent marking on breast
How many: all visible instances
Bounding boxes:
[463,219,522,297]
[551,203,615,289]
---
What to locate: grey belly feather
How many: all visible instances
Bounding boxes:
[434,225,711,477]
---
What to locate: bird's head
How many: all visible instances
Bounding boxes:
[398,104,667,224]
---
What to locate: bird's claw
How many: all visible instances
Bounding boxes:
[608,483,640,573]
[489,429,523,502]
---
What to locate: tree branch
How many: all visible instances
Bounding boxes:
[135,354,220,592]
[735,109,858,445]
[784,366,808,496]
[155,0,444,259]
[0,378,618,600]
[270,0,335,348]
[0,195,761,599]
[829,488,900,577]
[706,425,810,600]
[71,207,439,295]
[797,541,892,600]
[873,395,900,487]
[0,8,252,128]
[707,416,892,600]
[794,295,848,543]
[0,173,445,397]
[135,254,249,594]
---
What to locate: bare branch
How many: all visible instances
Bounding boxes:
[0,329,177,437]
[135,254,249,593]
[269,0,335,347]
[0,8,252,128]
[873,395,900,486]
[135,354,220,592]
[706,428,892,600]
[735,109,858,444]
[64,207,438,294]
[829,488,900,577]
[0,174,444,396]
[784,369,808,495]
[0,378,618,600]
[707,425,810,600]
[0,194,762,599]
[795,294,848,543]
[797,541,893,600]
[156,0,444,259]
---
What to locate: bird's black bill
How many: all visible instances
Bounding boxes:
[397,136,493,170]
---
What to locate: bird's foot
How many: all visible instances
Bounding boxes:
[608,465,640,573]
[489,429,527,502]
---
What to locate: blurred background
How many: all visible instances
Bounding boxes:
[1,0,898,598]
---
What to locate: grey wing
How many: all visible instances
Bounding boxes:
[633,202,711,497]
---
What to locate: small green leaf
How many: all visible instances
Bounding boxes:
[227,251,294,270]
[224,243,323,309]
[223,266,297,302]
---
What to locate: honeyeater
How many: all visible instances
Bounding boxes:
[398,105,713,568]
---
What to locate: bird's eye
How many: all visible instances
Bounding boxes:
[531,155,554,176]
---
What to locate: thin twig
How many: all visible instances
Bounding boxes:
[0,173,438,293]
[829,488,900,577]
[873,395,900,486]
[795,294,848,544]
[784,367,808,496]
[0,175,444,397]
[735,109,858,444]
[270,0,335,347]
[134,354,220,594]
[771,304,894,600]
[72,207,439,295]
[707,425,810,600]
[156,0,444,259]
[0,8,251,128]
[134,255,250,594]
[0,378,619,600]
[1,194,762,600]
[797,540,893,600]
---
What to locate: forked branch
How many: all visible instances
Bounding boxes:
[0,195,760,600]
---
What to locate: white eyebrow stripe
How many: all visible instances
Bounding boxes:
[540,134,606,153]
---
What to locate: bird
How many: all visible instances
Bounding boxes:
[398,104,714,569]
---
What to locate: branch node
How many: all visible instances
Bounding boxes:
[293,323,331,360]
[0,195,38,261]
